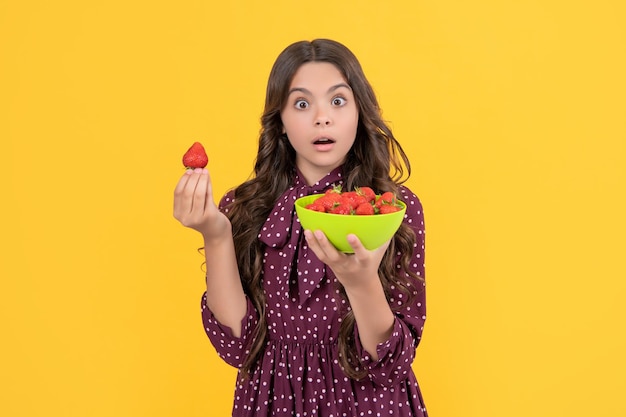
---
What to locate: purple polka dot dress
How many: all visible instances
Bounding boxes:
[201,167,427,416]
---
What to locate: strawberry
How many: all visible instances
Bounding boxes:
[341,191,368,210]
[325,184,343,195]
[329,202,353,215]
[182,142,208,169]
[316,193,343,212]
[304,187,401,216]
[355,202,375,215]
[356,186,376,203]
[378,204,401,214]
[375,191,396,208]
[380,191,396,204]
[305,203,326,212]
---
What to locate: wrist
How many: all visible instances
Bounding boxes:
[202,237,231,249]
[343,273,383,298]
[202,230,233,247]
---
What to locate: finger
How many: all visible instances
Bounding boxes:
[173,170,195,216]
[304,229,328,261]
[312,229,342,261]
[348,234,391,263]
[203,169,215,212]
[174,169,193,196]
[346,234,368,261]
[181,170,203,215]
[191,169,209,214]
[303,229,321,252]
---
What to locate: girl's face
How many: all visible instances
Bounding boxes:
[281,62,359,185]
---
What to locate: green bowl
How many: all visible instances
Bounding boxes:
[295,194,407,253]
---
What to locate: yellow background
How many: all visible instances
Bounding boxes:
[2,0,625,416]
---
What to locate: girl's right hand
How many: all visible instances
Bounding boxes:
[173,168,231,241]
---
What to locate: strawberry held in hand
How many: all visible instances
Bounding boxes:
[182,142,208,169]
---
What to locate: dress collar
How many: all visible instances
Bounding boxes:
[258,166,344,304]
[258,166,344,249]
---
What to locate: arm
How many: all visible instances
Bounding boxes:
[338,242,395,359]
[353,187,426,385]
[302,229,393,359]
[353,285,426,387]
[200,292,258,367]
[305,187,426,384]
[202,231,247,337]
[173,168,247,336]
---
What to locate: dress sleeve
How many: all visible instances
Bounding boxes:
[354,186,426,387]
[200,292,259,368]
[199,189,260,368]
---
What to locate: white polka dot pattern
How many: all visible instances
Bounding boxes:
[201,168,427,416]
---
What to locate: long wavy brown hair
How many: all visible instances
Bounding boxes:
[223,39,421,380]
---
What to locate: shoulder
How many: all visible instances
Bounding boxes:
[218,189,237,212]
[397,185,425,230]
[398,185,424,215]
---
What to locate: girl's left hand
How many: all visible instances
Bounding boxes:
[303,230,390,290]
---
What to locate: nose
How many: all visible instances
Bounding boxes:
[314,107,332,126]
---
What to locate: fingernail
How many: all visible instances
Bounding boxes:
[194,168,202,173]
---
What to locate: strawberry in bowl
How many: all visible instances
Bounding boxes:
[295,187,406,253]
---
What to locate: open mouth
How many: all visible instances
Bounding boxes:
[313,138,336,145]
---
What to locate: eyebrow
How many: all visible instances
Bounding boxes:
[287,83,352,96]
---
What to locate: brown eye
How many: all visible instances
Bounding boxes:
[295,100,309,109]
[332,97,347,106]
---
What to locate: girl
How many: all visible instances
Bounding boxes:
[173,39,427,417]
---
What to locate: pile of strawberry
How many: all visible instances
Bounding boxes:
[305,186,402,215]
